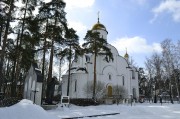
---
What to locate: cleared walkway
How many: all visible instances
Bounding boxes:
[61,113,120,119]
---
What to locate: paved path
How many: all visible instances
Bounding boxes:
[61,113,120,119]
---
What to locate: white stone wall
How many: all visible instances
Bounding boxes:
[61,28,139,100]
[92,29,108,40]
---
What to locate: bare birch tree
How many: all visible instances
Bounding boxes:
[83,80,106,99]
[161,39,180,103]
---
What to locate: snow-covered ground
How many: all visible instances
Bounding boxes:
[1,99,180,119]
[0,99,59,119]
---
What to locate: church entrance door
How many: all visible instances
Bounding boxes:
[107,86,112,97]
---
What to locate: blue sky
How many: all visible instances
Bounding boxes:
[60,0,180,67]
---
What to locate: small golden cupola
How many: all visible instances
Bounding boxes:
[124,48,129,60]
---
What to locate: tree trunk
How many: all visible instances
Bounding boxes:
[46,18,57,104]
[41,20,48,104]
[46,39,54,103]
[175,77,180,103]
[67,45,72,96]
[11,60,17,97]
[93,38,97,100]
[11,30,20,97]
[0,24,3,46]
[0,0,14,89]
[13,0,29,97]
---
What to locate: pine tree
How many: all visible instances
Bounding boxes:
[82,30,113,99]
[38,0,68,103]
[9,0,39,97]
[57,28,82,96]
[0,0,16,93]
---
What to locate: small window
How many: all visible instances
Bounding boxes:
[85,55,90,62]
[132,70,135,79]
[122,76,125,86]
[108,74,112,80]
[74,80,77,92]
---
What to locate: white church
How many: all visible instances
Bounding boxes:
[61,18,139,102]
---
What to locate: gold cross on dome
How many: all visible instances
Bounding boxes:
[98,11,100,23]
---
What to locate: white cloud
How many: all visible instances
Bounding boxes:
[68,21,87,33]
[110,36,162,55]
[152,0,180,22]
[65,0,95,9]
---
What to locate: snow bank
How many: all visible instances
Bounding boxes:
[48,103,180,119]
[1,99,180,119]
[0,99,59,119]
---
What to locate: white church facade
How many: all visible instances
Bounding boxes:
[61,19,139,101]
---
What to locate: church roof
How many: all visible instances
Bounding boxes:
[91,13,107,32]
[92,22,106,30]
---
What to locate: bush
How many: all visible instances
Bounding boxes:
[70,98,100,106]
[53,94,61,102]
[0,97,20,107]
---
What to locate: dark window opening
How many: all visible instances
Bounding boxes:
[108,74,111,80]
[122,76,125,86]
[75,80,77,92]
[132,70,135,79]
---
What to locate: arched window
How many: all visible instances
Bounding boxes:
[132,70,135,79]
[74,80,77,92]
[85,54,91,63]
[108,73,112,80]
[122,76,125,86]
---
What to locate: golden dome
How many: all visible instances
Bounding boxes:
[92,22,106,30]
[124,53,129,58]
[91,12,108,33]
